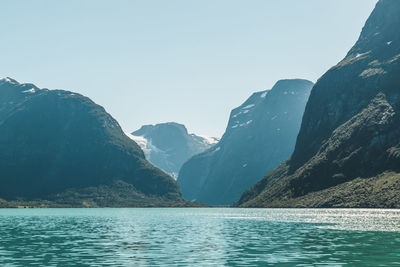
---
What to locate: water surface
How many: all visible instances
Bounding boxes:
[0,208,399,266]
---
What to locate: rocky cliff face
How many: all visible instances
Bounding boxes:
[178,79,313,205]
[0,78,184,207]
[237,0,400,208]
[128,123,218,179]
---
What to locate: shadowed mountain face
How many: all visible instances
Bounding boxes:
[128,123,218,179]
[0,78,184,206]
[178,79,313,205]
[238,0,400,208]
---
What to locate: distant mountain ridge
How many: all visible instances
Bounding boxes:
[178,79,313,205]
[128,122,218,179]
[0,77,185,207]
[237,0,400,208]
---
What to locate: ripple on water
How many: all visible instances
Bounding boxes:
[0,208,399,266]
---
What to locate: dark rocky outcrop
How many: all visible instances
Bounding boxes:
[237,0,400,208]
[0,78,185,206]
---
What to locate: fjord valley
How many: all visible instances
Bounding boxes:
[3,0,400,266]
[237,0,400,208]
[178,79,313,205]
[0,78,186,207]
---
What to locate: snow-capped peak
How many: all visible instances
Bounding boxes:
[0,77,19,85]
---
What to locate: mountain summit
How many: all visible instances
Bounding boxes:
[178,79,313,205]
[0,78,184,207]
[238,0,400,208]
[127,122,218,179]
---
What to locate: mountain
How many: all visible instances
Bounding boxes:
[237,0,400,208]
[178,79,313,205]
[0,77,186,207]
[127,122,218,179]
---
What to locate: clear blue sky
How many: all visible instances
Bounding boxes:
[0,0,377,137]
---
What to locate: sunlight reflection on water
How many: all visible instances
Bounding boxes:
[0,208,399,266]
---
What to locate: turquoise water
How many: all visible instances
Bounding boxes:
[0,208,400,266]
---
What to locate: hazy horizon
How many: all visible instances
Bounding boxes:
[1,0,378,137]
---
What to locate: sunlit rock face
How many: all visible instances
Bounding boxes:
[238,0,400,208]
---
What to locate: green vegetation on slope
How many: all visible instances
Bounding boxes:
[0,78,185,207]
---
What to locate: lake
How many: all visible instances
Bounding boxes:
[0,208,399,266]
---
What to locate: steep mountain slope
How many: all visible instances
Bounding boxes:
[0,78,184,207]
[178,79,313,205]
[237,0,400,208]
[127,122,218,179]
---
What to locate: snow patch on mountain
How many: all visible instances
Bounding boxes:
[0,77,19,85]
[125,133,151,158]
[129,123,219,180]
[22,88,36,94]
[197,135,219,145]
[242,104,255,110]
